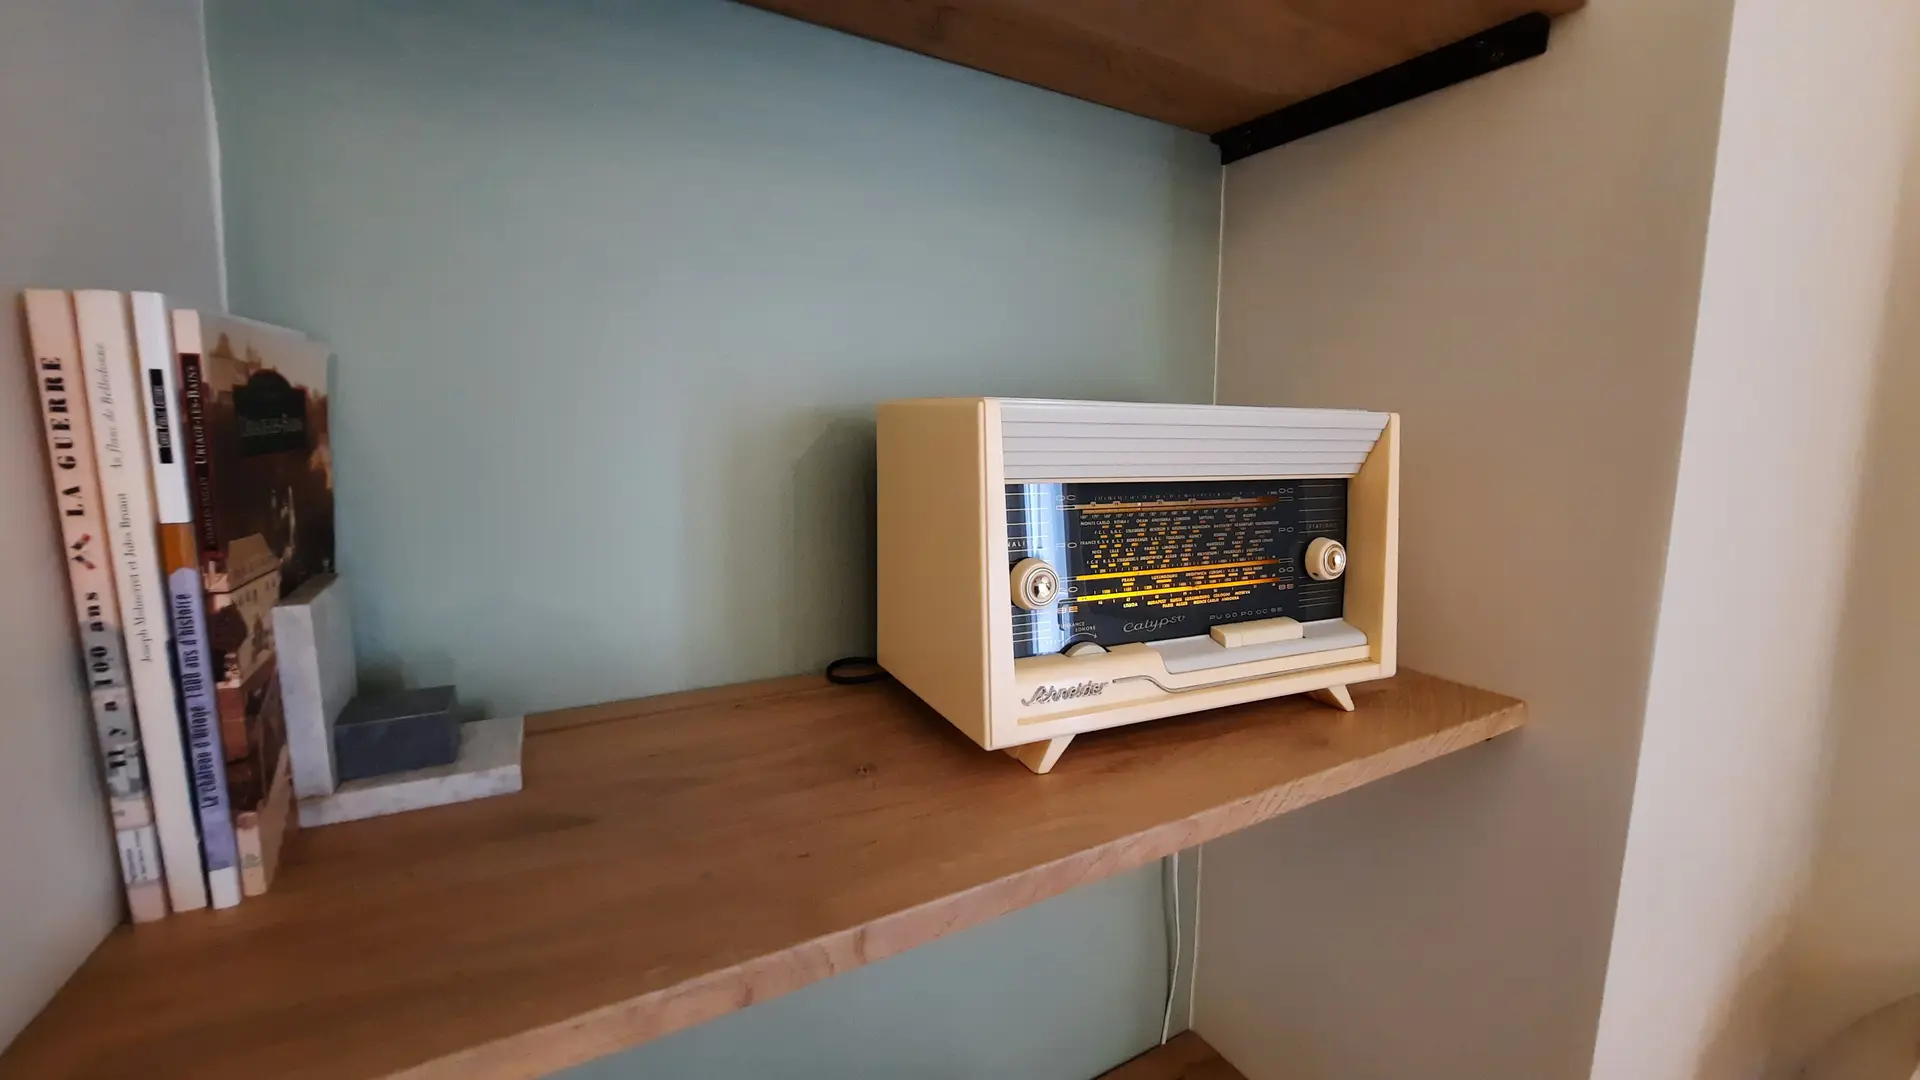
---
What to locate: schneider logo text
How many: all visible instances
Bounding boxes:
[1021,680,1108,707]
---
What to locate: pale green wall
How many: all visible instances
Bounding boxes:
[208,0,1218,718]
[558,869,1170,1080]
[207,1,1216,1076]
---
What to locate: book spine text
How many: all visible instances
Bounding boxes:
[135,293,240,909]
[23,289,169,923]
[73,289,208,914]
[172,311,219,558]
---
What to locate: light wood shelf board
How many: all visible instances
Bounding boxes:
[738,0,1587,132]
[1098,1031,1249,1080]
[0,670,1523,1080]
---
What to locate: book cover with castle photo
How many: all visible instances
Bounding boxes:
[175,309,333,895]
[175,313,334,592]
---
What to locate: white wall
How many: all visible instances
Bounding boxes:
[1196,1,1737,1075]
[0,0,224,1049]
[1766,107,1920,1076]
[1591,1,1920,1075]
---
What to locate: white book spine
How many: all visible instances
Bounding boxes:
[23,289,169,924]
[133,292,240,910]
[73,289,208,913]
[132,294,192,522]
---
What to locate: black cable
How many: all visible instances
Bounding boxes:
[825,656,886,685]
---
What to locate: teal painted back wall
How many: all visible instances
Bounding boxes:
[207,1,1216,1075]
[209,0,1218,718]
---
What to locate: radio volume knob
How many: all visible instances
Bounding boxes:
[1011,558,1060,610]
[1305,537,1348,581]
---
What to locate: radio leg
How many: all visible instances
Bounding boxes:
[1309,684,1355,712]
[1006,735,1074,775]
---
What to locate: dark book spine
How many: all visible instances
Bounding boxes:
[177,350,218,555]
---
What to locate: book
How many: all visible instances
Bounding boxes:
[208,566,280,760]
[22,289,168,924]
[132,292,241,910]
[72,290,208,913]
[174,309,334,896]
[173,311,334,591]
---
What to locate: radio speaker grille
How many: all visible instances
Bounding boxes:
[998,400,1390,481]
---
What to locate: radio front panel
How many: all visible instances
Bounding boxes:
[1005,478,1348,659]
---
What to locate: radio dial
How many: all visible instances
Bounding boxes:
[1011,558,1060,610]
[1305,537,1347,581]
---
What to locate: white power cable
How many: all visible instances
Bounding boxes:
[1161,849,1182,1045]
[1188,843,1203,1032]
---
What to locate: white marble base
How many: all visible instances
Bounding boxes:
[297,716,523,828]
[275,575,358,799]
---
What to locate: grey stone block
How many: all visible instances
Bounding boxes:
[334,685,459,783]
[299,716,524,828]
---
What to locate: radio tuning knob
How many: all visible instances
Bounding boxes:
[1010,557,1060,610]
[1305,537,1348,581]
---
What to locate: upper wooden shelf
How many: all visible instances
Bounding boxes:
[1,670,1523,1080]
[738,0,1586,133]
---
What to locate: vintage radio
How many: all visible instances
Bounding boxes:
[876,398,1398,773]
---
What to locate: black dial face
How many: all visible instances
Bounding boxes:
[1006,479,1348,659]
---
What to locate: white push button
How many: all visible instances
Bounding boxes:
[1210,617,1304,649]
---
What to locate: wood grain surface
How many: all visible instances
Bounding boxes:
[738,0,1587,132]
[0,670,1523,1080]
[1099,1032,1249,1080]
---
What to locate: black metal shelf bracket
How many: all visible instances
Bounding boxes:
[1212,12,1553,165]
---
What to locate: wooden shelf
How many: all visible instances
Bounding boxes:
[0,670,1523,1080]
[738,0,1586,133]
[1097,1032,1248,1080]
